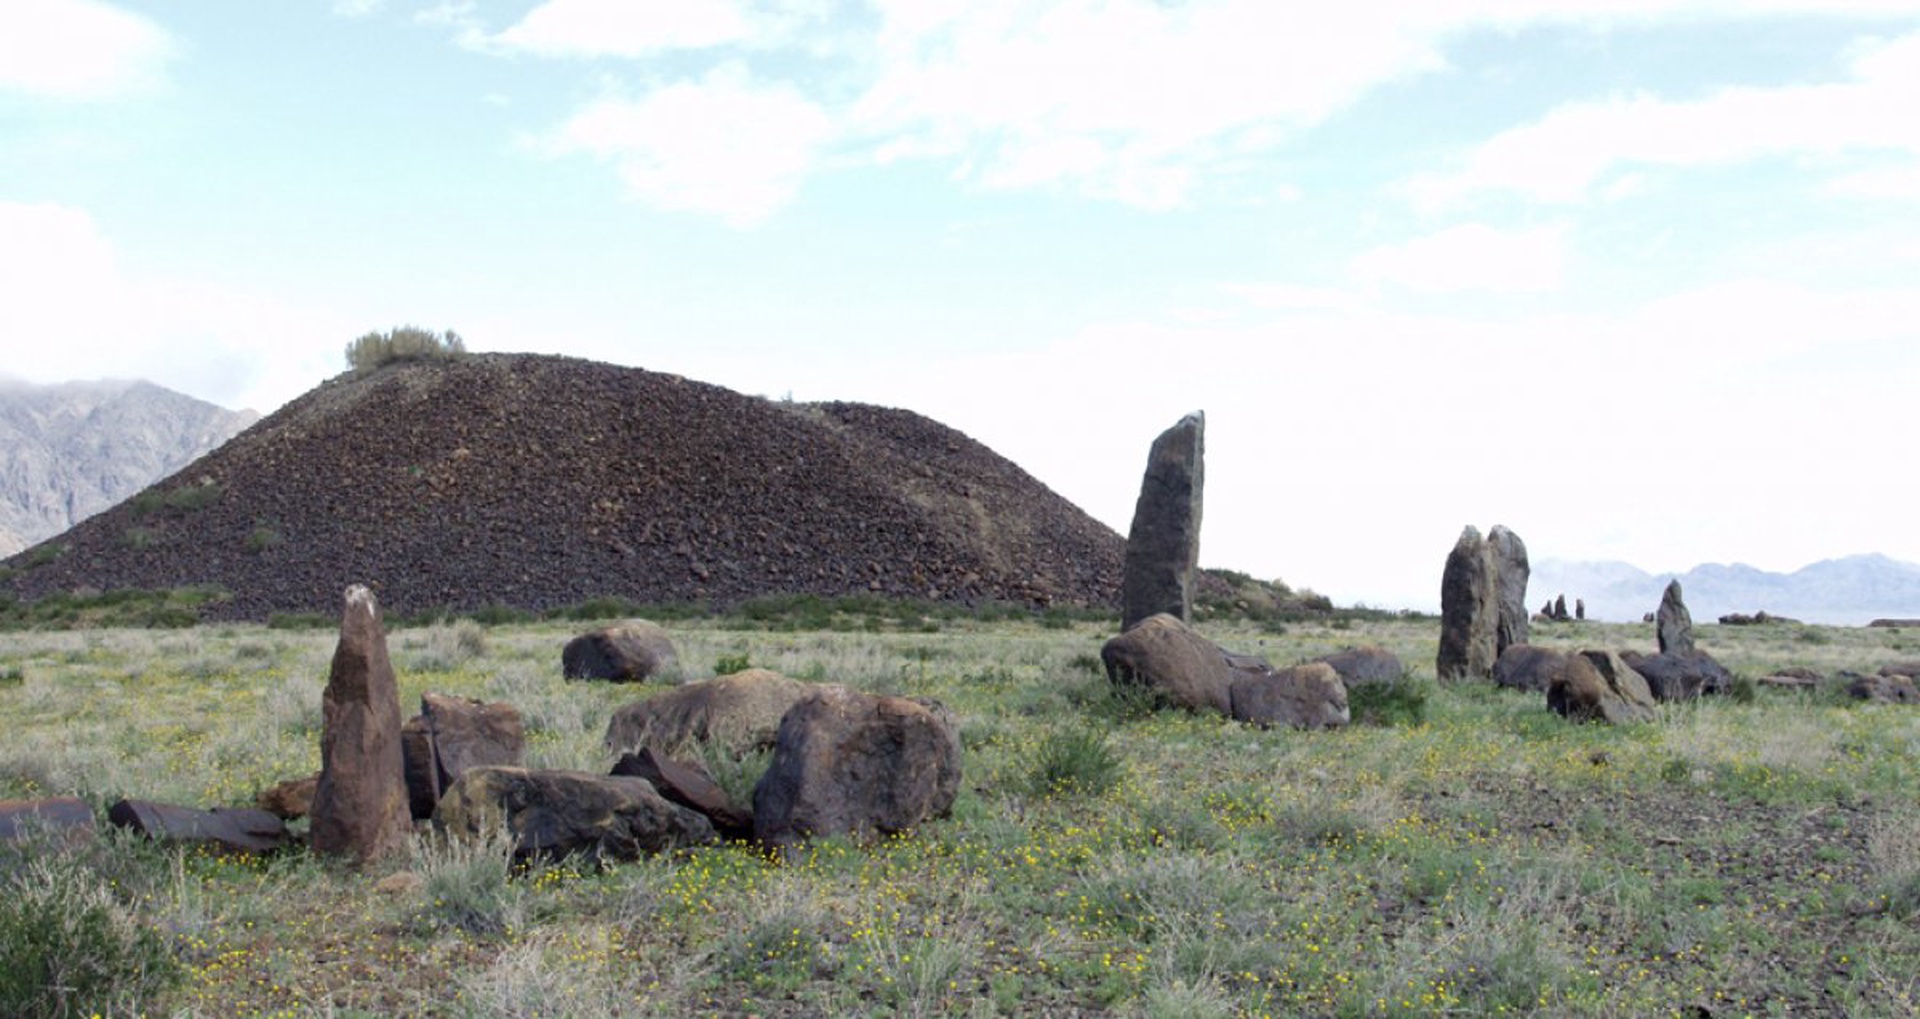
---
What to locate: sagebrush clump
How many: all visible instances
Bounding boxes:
[344,325,467,373]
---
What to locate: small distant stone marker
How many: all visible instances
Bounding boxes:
[1121,411,1204,632]
[1656,580,1694,654]
[310,585,413,866]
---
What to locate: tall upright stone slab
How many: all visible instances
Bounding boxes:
[1437,525,1499,682]
[1122,411,1204,632]
[1487,524,1529,656]
[310,585,413,866]
[1656,579,1695,654]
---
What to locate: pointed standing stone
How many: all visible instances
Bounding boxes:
[1487,525,1529,657]
[1656,580,1694,654]
[1122,412,1204,632]
[310,585,413,866]
[1437,526,1499,682]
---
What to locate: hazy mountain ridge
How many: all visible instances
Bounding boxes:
[1530,554,1920,626]
[0,378,258,556]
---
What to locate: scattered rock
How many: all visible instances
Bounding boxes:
[1656,580,1695,655]
[435,766,716,861]
[0,797,94,847]
[604,668,816,756]
[1487,525,1529,657]
[402,693,526,820]
[1437,525,1498,682]
[1548,650,1658,724]
[1228,662,1349,730]
[610,748,752,840]
[256,774,319,820]
[1620,649,1734,702]
[1868,619,1920,629]
[562,622,678,682]
[1847,672,1919,704]
[1757,669,1819,689]
[310,585,414,867]
[1122,411,1205,631]
[1493,644,1569,693]
[1718,611,1799,626]
[752,686,962,845]
[1311,646,1404,686]
[107,799,287,854]
[1878,661,1920,680]
[1101,613,1234,714]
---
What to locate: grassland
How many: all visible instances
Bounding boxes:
[3,611,1920,1018]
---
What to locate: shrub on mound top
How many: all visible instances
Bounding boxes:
[344,325,467,373]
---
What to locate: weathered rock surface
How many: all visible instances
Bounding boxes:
[0,797,95,846]
[605,669,816,756]
[1488,525,1529,656]
[1620,649,1734,702]
[1493,644,1569,693]
[752,687,962,845]
[402,693,525,820]
[436,766,716,861]
[611,748,753,841]
[257,774,319,820]
[1437,526,1499,682]
[1228,662,1349,730]
[1879,661,1920,679]
[1657,580,1695,655]
[1121,412,1204,631]
[310,585,413,866]
[107,799,287,853]
[562,622,678,682]
[1848,672,1920,704]
[1548,650,1658,724]
[1311,646,1404,686]
[1101,613,1234,715]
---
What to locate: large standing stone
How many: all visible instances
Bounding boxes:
[1487,525,1529,656]
[1101,613,1234,714]
[402,693,526,819]
[604,668,816,756]
[1437,526,1499,683]
[1548,650,1658,724]
[435,767,716,861]
[1228,662,1349,730]
[752,687,962,845]
[309,585,413,866]
[1656,580,1695,654]
[1121,411,1204,631]
[562,622,678,682]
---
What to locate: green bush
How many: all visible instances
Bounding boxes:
[1347,678,1429,727]
[714,652,753,676]
[0,851,178,1018]
[344,325,467,373]
[1028,726,1122,797]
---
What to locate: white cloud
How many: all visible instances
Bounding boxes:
[1824,161,1920,199]
[0,0,174,100]
[331,0,385,18]
[1351,222,1568,293]
[1406,29,1920,208]
[532,63,835,226]
[485,0,754,57]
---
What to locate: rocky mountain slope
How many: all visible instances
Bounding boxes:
[0,378,258,557]
[1531,554,1920,626]
[1,355,1123,619]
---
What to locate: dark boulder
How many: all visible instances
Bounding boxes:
[0,797,94,847]
[752,686,962,845]
[1493,644,1568,693]
[402,693,526,820]
[1620,649,1733,702]
[1848,672,1920,704]
[562,622,678,682]
[1101,613,1234,714]
[1548,650,1657,724]
[1228,662,1349,730]
[435,766,716,861]
[1311,646,1404,686]
[611,748,752,841]
[604,668,816,756]
[107,799,287,854]
[1121,412,1204,631]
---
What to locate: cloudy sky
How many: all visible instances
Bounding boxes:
[3,0,1918,611]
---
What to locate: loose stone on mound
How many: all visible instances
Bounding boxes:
[310,585,413,866]
[402,693,526,819]
[435,766,716,861]
[1102,613,1235,714]
[604,668,815,756]
[562,621,678,682]
[1122,411,1204,631]
[1656,580,1695,655]
[1228,662,1350,730]
[1488,525,1529,657]
[1437,526,1499,683]
[1548,650,1658,724]
[752,687,962,845]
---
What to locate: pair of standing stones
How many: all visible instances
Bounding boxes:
[1437,524,1531,683]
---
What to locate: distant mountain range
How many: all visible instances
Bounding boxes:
[1529,554,1920,627]
[0,378,258,557]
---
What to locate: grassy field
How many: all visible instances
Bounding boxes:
[3,610,1920,1018]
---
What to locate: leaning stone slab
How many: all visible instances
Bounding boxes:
[1548,650,1658,724]
[604,668,816,756]
[562,622,678,682]
[403,693,526,819]
[1101,613,1234,714]
[310,585,414,866]
[107,799,287,854]
[1121,411,1204,631]
[752,687,962,846]
[611,748,752,841]
[0,797,94,847]
[435,766,715,862]
[1229,662,1349,730]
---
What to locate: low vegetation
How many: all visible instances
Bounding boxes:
[343,326,468,373]
[2,615,1918,1016]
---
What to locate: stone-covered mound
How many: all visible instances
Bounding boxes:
[2,354,1122,619]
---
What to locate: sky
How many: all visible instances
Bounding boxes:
[3,0,1918,612]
